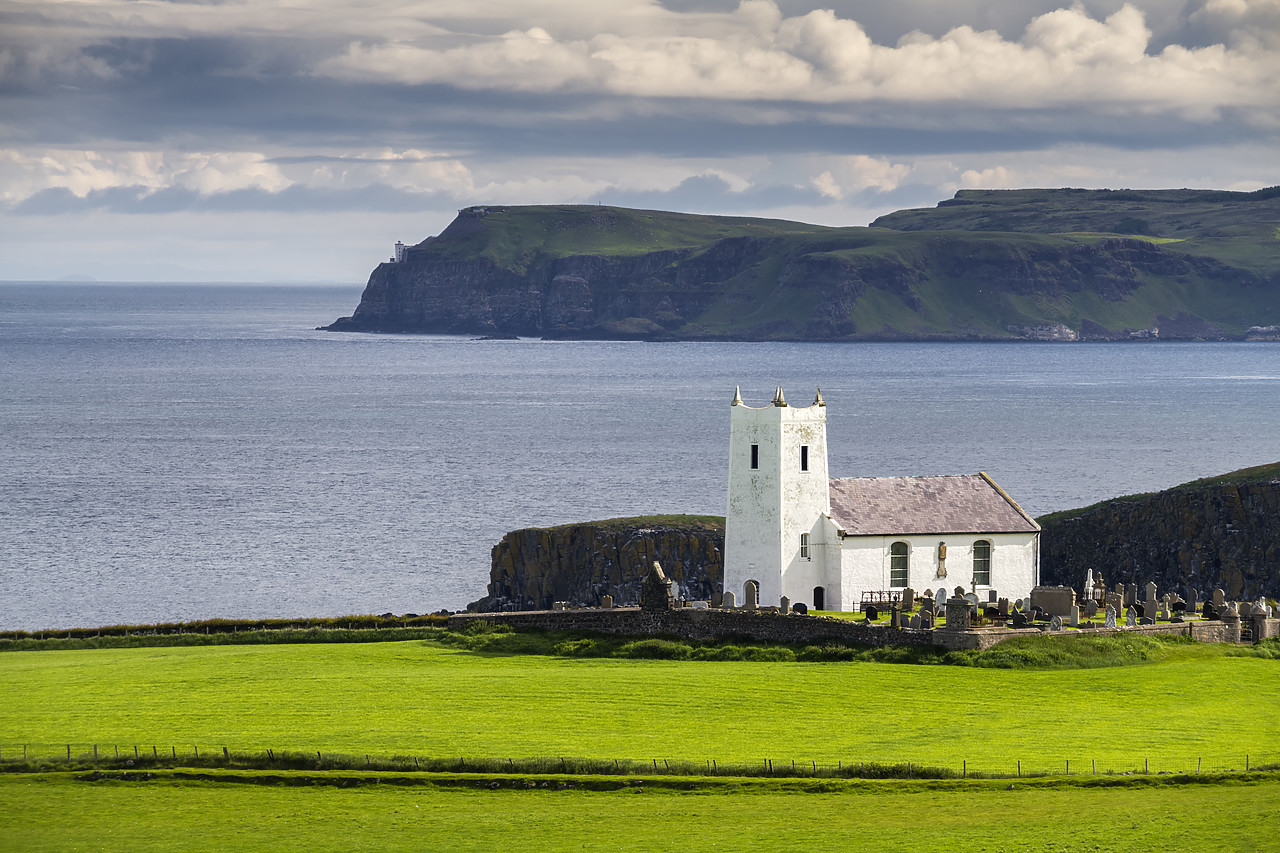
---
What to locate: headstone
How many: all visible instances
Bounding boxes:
[1201,601,1218,621]
[989,590,998,603]
[640,562,675,612]
[1030,585,1075,617]
[1133,602,1146,619]
[1125,583,1138,607]
[779,596,790,615]
[890,604,901,628]
[1126,607,1137,627]
[1159,604,1170,621]
[964,592,979,610]
[1011,609,1030,628]
[743,581,758,611]
[919,609,935,629]
[998,597,1010,617]
[865,605,878,621]
[945,595,971,630]
[1049,614,1063,632]
[1069,605,1080,628]
[721,590,736,610]
[1145,581,1158,602]
[910,615,921,629]
[1106,591,1124,616]
[791,602,808,615]
[1213,588,1226,608]
[1083,599,1098,618]
[1185,588,1198,614]
[902,588,915,611]
[935,588,947,611]
[552,601,568,611]
[689,600,710,610]
[1104,606,1117,628]
[1139,617,1155,625]
[601,594,614,609]
[954,585,966,599]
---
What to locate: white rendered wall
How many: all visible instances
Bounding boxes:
[835,532,1039,610]
[723,391,830,609]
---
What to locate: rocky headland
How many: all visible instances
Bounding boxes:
[326,188,1280,342]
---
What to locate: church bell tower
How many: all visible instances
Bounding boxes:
[723,385,830,609]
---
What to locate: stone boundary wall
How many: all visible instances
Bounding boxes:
[448,609,1275,651]
[448,608,936,648]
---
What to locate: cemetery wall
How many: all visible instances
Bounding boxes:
[449,609,1270,651]
[448,608,937,647]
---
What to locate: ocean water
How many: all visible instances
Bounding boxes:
[2,282,1278,630]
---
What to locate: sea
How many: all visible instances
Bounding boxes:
[2,281,1278,631]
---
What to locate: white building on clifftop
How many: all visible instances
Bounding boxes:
[723,386,1040,612]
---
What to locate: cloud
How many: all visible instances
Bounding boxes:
[811,155,913,199]
[308,1,1280,120]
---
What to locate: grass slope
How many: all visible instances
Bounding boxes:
[3,771,1279,853]
[3,640,1278,775]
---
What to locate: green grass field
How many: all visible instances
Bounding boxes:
[3,770,1279,853]
[5,638,1280,851]
[3,640,1278,775]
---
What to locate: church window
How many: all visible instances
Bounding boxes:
[800,532,810,560]
[750,444,759,469]
[973,540,992,586]
[889,542,909,587]
[800,445,809,471]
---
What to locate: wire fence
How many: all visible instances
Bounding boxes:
[1,744,1275,780]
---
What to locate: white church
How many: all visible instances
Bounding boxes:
[723,386,1041,612]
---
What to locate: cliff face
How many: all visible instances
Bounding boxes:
[324,195,1280,342]
[468,516,724,612]
[1038,464,1280,599]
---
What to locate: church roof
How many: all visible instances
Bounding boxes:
[828,473,1040,536]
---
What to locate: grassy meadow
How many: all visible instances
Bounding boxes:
[4,635,1280,852]
[3,638,1278,775]
[4,770,1280,853]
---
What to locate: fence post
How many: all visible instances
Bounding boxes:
[963,760,966,779]
[67,745,71,761]
[1017,760,1020,777]
[172,746,176,759]
[1066,760,1069,775]
[223,747,229,761]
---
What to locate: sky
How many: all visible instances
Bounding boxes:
[2,0,1278,282]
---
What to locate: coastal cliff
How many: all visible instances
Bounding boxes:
[467,515,724,612]
[326,190,1280,341]
[1039,463,1280,600]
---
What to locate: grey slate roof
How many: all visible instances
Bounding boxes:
[828,473,1040,536]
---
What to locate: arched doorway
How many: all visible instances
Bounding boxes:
[813,586,825,611]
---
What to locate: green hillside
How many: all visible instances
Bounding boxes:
[327,190,1280,340]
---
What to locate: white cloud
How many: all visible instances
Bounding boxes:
[810,155,912,199]
[307,1,1280,119]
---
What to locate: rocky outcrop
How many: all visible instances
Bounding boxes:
[1038,464,1280,600]
[323,197,1279,342]
[468,516,725,612]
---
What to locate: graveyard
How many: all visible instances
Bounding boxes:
[451,561,1280,653]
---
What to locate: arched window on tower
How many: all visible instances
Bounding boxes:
[972,540,992,586]
[889,541,909,587]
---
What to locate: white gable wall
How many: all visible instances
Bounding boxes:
[835,532,1039,611]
